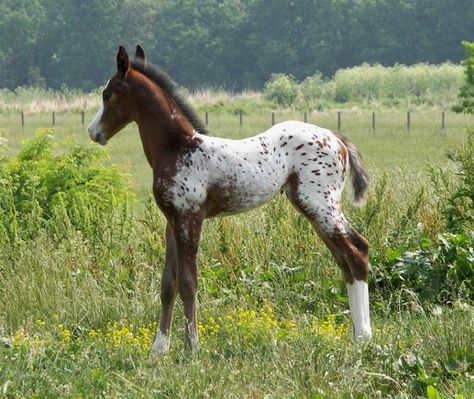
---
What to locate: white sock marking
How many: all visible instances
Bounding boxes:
[150,332,170,356]
[346,280,372,341]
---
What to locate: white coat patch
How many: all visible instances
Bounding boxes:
[88,104,105,144]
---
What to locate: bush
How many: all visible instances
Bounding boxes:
[0,130,133,245]
[299,73,335,110]
[263,73,299,108]
[261,63,463,109]
[372,130,474,303]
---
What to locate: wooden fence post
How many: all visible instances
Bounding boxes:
[81,111,85,125]
[272,112,275,126]
[372,112,376,131]
[337,111,341,131]
[239,111,243,126]
[205,111,208,126]
[21,111,24,127]
[407,111,411,130]
[442,112,445,129]
[304,112,307,123]
[52,111,55,126]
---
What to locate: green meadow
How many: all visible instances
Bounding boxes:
[0,108,473,398]
[0,108,470,195]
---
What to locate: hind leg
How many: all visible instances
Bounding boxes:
[318,223,372,340]
[286,177,372,340]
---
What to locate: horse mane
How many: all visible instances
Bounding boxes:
[131,59,208,135]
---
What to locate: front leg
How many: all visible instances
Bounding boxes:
[151,223,178,356]
[173,212,204,353]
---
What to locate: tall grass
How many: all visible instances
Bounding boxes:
[331,63,463,107]
[0,63,464,115]
[0,110,473,396]
[0,87,100,114]
[266,63,463,109]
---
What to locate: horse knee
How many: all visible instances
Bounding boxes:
[161,276,177,304]
[160,282,176,303]
[178,274,197,302]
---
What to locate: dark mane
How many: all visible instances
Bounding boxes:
[131,59,208,135]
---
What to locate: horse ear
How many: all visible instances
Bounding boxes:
[117,46,130,78]
[135,45,146,65]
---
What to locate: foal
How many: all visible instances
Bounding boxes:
[88,46,372,355]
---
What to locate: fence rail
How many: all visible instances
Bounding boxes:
[10,110,454,131]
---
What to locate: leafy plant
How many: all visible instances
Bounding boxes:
[0,129,133,245]
[372,130,474,303]
[263,73,299,107]
[444,130,474,230]
[299,73,335,110]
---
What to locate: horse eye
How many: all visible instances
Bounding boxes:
[103,92,111,102]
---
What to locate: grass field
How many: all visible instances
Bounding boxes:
[0,109,471,196]
[0,109,473,398]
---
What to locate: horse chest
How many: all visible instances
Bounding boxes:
[153,170,206,215]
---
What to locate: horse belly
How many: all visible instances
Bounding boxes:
[207,172,284,217]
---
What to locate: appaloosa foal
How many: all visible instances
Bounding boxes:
[88,46,371,355]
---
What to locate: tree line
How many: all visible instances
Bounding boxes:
[0,0,473,91]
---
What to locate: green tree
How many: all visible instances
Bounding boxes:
[1,0,474,90]
[150,0,249,89]
[454,41,474,114]
[41,0,124,89]
[0,0,46,88]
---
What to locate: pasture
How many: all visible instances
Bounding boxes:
[0,109,473,398]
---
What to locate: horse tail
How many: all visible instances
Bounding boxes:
[338,135,369,206]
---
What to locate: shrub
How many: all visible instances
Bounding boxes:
[261,63,463,109]
[0,130,133,246]
[443,130,474,230]
[372,130,474,303]
[263,73,299,107]
[299,73,335,110]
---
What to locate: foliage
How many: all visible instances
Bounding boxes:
[261,63,463,109]
[444,130,474,230]
[299,73,335,111]
[0,0,473,90]
[263,73,299,107]
[0,129,133,245]
[372,130,474,303]
[332,63,463,106]
[454,41,474,114]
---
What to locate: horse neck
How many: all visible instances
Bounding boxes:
[130,72,195,168]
